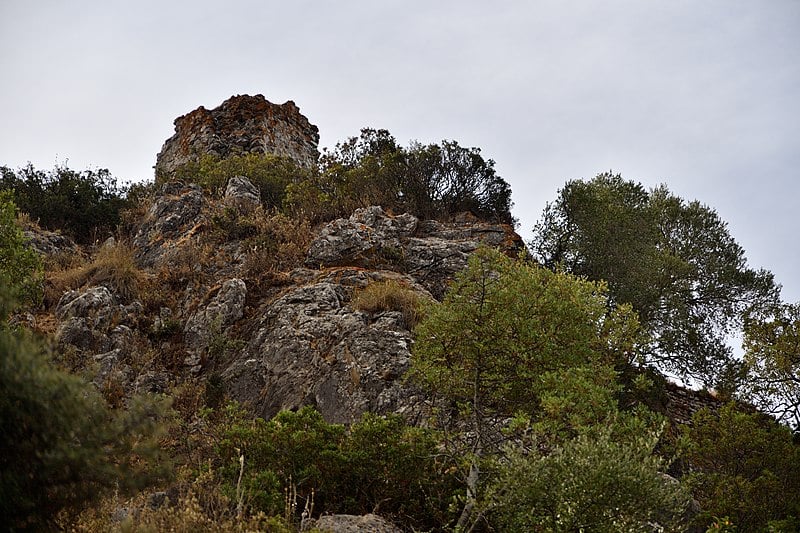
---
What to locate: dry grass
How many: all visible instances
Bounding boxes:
[351,279,426,329]
[46,242,142,306]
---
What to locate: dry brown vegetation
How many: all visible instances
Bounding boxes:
[45,241,142,306]
[351,279,426,329]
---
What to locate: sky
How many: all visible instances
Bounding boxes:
[1,1,798,302]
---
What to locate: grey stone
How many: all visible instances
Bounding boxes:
[222,269,429,424]
[184,278,247,351]
[224,175,261,213]
[312,513,402,533]
[132,183,205,268]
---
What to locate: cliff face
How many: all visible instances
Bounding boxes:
[154,94,320,176]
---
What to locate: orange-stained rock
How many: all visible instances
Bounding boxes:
[155,94,319,177]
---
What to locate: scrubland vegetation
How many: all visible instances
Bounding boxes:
[1,131,799,531]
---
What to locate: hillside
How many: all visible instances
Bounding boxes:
[2,95,799,532]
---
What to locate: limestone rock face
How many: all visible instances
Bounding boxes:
[132,182,205,268]
[307,206,525,298]
[183,278,247,372]
[223,269,430,424]
[23,226,80,257]
[155,94,319,176]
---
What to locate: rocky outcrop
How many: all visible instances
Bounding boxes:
[155,94,319,176]
[307,206,525,298]
[224,175,261,214]
[23,226,81,257]
[132,182,205,268]
[223,268,430,424]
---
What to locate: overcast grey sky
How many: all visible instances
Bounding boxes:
[1,1,798,302]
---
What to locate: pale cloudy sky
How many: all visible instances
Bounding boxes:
[1,1,798,302]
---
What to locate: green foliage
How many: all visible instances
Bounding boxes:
[213,404,459,530]
[531,172,779,388]
[743,302,800,428]
[410,247,645,529]
[0,302,171,530]
[683,403,800,531]
[410,247,641,417]
[162,153,310,210]
[0,192,42,311]
[0,163,129,243]
[285,128,514,224]
[488,425,690,532]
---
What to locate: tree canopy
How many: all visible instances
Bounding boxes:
[0,164,130,243]
[744,302,800,428]
[531,172,779,389]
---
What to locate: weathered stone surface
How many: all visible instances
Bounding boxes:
[23,226,80,257]
[224,175,261,213]
[312,513,402,533]
[223,269,429,424]
[184,278,247,351]
[56,286,117,326]
[155,94,319,176]
[306,206,525,298]
[132,182,205,268]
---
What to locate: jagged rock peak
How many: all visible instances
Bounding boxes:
[155,94,320,176]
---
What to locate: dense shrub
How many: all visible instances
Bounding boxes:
[0,297,171,530]
[488,425,690,531]
[285,128,514,224]
[0,192,42,311]
[683,403,800,531]
[162,153,311,210]
[0,164,129,243]
[214,404,459,530]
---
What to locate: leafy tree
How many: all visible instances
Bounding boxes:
[285,128,514,224]
[0,293,171,530]
[0,192,42,311]
[488,424,690,532]
[410,247,644,528]
[743,302,800,428]
[531,172,779,388]
[0,164,129,243]
[683,403,800,531]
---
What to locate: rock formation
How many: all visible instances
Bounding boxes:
[154,94,320,177]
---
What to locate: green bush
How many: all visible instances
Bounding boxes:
[213,404,459,530]
[488,424,690,532]
[0,164,129,244]
[0,298,171,530]
[683,403,800,531]
[0,192,42,311]
[162,153,311,210]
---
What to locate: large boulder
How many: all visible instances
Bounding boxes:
[155,94,320,176]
